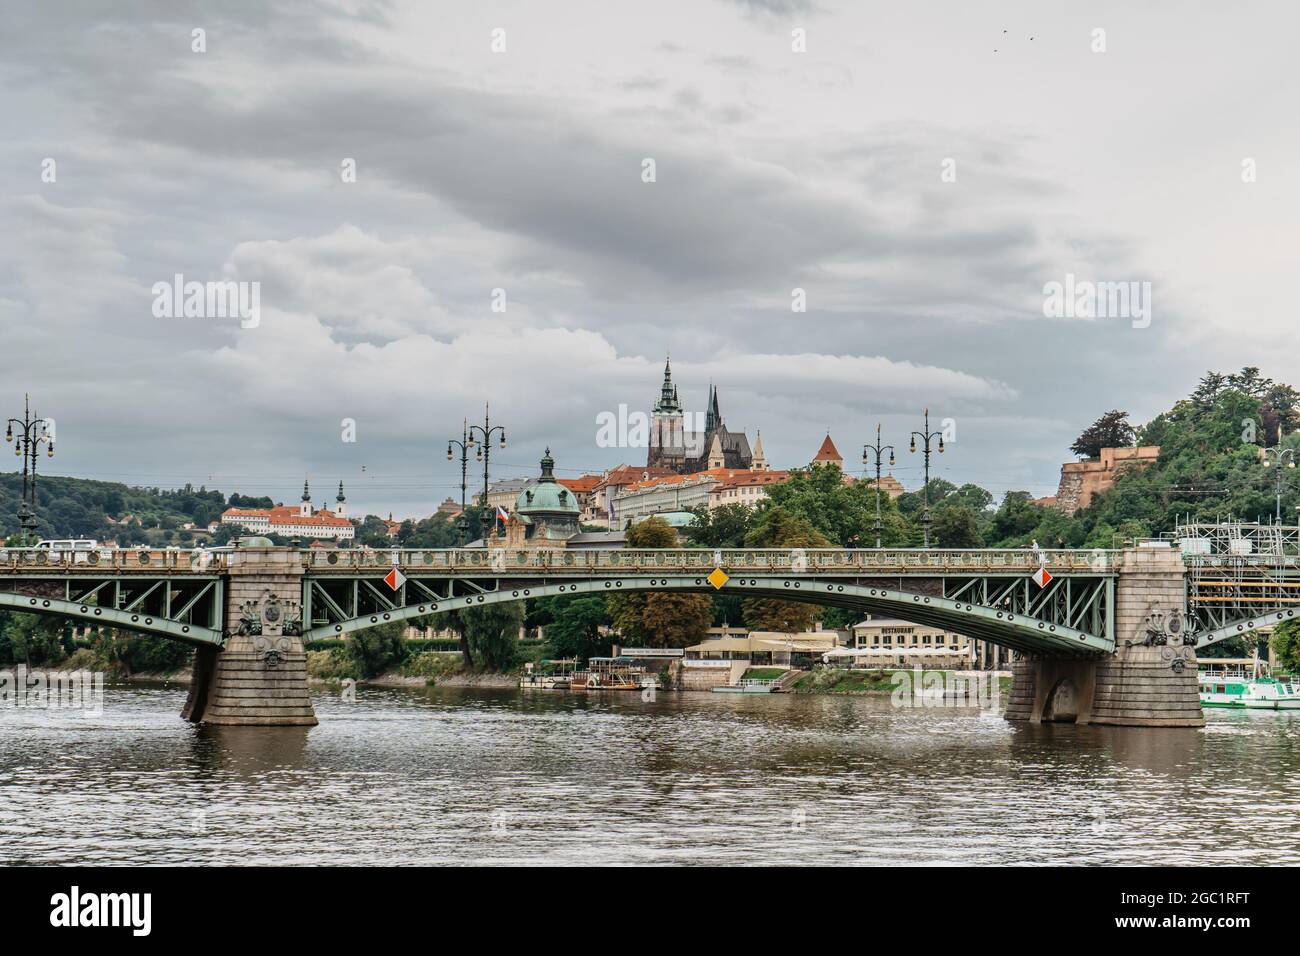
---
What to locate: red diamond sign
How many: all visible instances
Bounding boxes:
[383,567,406,591]
[1032,566,1052,589]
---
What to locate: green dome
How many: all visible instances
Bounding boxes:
[516,448,579,516]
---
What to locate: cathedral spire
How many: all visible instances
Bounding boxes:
[653,355,682,414]
[705,383,723,432]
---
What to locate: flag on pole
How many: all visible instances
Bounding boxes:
[496,505,510,523]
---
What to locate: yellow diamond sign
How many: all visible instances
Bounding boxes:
[707,567,730,590]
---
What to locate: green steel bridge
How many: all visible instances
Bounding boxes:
[0,545,1125,656]
[0,537,1295,654]
[7,534,1290,726]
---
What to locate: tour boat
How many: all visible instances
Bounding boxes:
[519,659,575,690]
[712,680,776,694]
[1198,672,1300,709]
[569,657,648,691]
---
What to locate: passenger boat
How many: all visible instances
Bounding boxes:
[569,657,649,691]
[712,680,777,694]
[519,658,576,690]
[1198,668,1300,709]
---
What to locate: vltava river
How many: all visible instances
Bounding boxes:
[2,684,1298,865]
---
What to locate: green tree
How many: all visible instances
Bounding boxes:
[625,515,677,549]
[764,463,910,546]
[637,593,713,647]
[346,622,409,678]
[1271,620,1300,674]
[895,478,957,520]
[441,610,474,669]
[990,491,1042,543]
[608,516,712,647]
[740,507,830,633]
[685,503,753,548]
[931,503,984,548]
[543,596,611,662]
[5,613,67,667]
[354,515,393,548]
[1071,410,1136,459]
[461,602,523,670]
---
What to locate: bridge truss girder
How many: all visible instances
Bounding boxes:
[303,572,1114,655]
[0,575,225,647]
[1195,607,1300,649]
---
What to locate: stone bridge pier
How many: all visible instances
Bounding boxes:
[1005,547,1202,727]
[183,547,317,726]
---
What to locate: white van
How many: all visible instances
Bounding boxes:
[34,539,98,551]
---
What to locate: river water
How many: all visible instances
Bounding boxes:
[2,683,1298,865]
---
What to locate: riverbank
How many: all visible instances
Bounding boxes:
[92,659,1010,699]
[305,648,521,688]
[789,668,1014,697]
[362,671,516,688]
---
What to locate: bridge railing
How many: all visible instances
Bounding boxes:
[301,547,1117,574]
[0,546,1120,576]
[0,547,227,572]
[1183,553,1300,569]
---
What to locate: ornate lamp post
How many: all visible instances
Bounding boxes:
[468,403,506,544]
[909,408,944,548]
[5,394,55,541]
[1261,445,1296,524]
[862,423,895,549]
[446,418,474,546]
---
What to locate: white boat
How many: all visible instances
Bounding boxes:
[519,659,575,690]
[1199,670,1300,709]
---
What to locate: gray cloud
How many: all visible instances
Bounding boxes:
[0,0,1286,518]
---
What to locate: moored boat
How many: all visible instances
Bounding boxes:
[519,658,577,690]
[1199,670,1300,709]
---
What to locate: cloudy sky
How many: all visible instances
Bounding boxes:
[3,0,1297,518]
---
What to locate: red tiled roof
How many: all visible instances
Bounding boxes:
[598,464,678,488]
[222,506,352,529]
[714,470,791,490]
[626,468,790,493]
[558,475,601,494]
[269,506,351,526]
[813,434,842,461]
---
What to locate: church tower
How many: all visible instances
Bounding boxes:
[335,480,347,518]
[706,432,726,470]
[752,431,768,471]
[300,479,312,517]
[648,355,685,471]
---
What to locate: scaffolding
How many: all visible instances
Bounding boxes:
[1168,520,1300,641]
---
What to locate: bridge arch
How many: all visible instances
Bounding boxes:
[0,591,223,647]
[1195,607,1299,649]
[1042,677,1079,722]
[305,575,1112,656]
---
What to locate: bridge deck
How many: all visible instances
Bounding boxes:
[0,546,1118,575]
[0,546,1127,654]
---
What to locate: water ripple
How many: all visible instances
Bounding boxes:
[0,684,1296,865]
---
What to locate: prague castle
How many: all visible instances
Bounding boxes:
[647,358,756,474]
